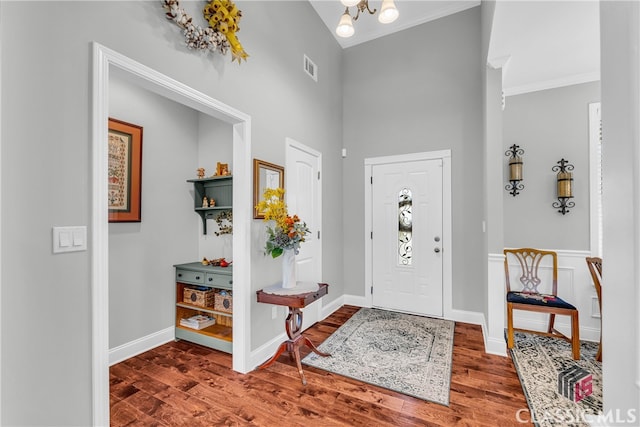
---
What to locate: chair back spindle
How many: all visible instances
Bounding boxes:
[505,248,558,296]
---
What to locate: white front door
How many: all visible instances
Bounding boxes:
[371,159,443,317]
[286,138,322,329]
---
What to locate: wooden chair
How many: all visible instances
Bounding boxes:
[586,257,603,361]
[504,248,580,360]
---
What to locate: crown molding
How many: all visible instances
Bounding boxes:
[504,71,600,97]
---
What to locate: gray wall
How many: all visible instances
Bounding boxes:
[341,7,484,312]
[0,1,343,425]
[503,82,600,250]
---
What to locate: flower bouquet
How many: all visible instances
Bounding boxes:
[256,188,310,258]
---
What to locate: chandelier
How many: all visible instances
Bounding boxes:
[335,0,399,38]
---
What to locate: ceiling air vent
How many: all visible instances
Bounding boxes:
[303,54,318,82]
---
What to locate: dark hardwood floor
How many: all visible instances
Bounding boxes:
[110,305,532,426]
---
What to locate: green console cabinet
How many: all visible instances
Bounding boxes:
[173,262,233,353]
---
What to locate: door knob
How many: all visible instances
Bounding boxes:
[434,247,441,253]
[434,236,441,242]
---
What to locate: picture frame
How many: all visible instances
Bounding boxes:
[253,159,284,219]
[108,118,143,223]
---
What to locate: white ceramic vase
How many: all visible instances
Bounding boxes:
[282,249,297,289]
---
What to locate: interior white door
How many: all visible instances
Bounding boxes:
[371,159,443,317]
[286,139,322,329]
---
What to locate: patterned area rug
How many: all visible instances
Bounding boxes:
[509,331,603,426]
[302,308,455,405]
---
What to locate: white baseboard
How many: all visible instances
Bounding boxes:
[109,326,175,366]
[485,337,508,356]
[248,331,288,371]
[321,295,347,320]
[248,298,347,371]
[343,294,367,307]
[448,308,484,326]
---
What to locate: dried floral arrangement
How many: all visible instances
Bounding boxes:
[162,0,248,63]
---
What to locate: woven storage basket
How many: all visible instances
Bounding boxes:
[183,287,215,307]
[214,291,233,313]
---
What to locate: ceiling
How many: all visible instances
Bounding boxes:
[308,0,600,96]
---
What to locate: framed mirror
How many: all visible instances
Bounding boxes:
[253,159,285,219]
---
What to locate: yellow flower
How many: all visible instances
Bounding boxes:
[257,188,309,258]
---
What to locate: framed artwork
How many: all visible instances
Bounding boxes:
[108,118,143,222]
[253,159,284,219]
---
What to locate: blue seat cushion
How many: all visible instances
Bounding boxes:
[507,291,576,310]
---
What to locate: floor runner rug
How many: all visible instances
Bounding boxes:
[302,307,454,405]
[509,331,603,426]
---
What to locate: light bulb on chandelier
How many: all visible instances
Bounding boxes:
[378,0,399,24]
[336,9,355,38]
[335,0,399,38]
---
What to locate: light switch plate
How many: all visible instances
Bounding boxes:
[53,226,87,253]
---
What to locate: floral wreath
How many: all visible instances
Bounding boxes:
[162,0,248,63]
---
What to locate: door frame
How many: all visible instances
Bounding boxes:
[285,137,322,326]
[92,43,252,426]
[364,150,452,318]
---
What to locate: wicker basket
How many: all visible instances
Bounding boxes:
[183,287,215,307]
[214,291,233,313]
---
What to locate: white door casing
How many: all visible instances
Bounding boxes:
[364,151,452,318]
[371,159,443,317]
[92,43,252,427]
[286,138,322,329]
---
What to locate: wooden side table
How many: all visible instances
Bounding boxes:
[256,283,331,385]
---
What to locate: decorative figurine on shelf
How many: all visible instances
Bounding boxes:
[209,198,215,207]
[197,168,205,179]
[213,162,231,177]
[201,257,209,265]
[202,196,209,208]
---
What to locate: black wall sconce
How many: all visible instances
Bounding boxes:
[552,158,575,215]
[505,144,524,196]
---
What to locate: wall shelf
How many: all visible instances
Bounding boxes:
[187,176,232,234]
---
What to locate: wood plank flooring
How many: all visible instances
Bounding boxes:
[110,305,532,426]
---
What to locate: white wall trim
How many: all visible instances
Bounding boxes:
[363,150,452,318]
[92,42,251,427]
[343,294,367,307]
[504,71,600,97]
[448,308,485,326]
[0,1,4,422]
[588,102,602,257]
[249,331,288,370]
[487,253,507,356]
[109,327,174,366]
[91,42,111,427]
[321,295,346,320]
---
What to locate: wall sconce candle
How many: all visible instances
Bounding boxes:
[552,158,575,215]
[505,144,524,196]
